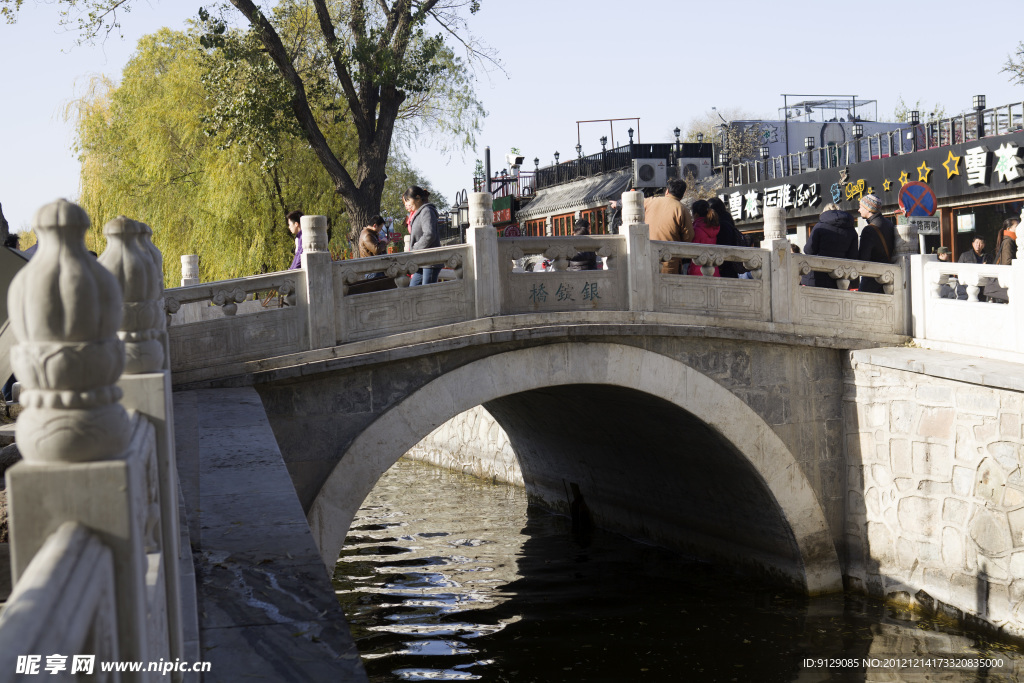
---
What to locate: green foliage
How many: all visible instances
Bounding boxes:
[70,28,351,286]
[12,0,493,262]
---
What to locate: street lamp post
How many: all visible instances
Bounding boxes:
[759,144,770,182]
[718,151,730,187]
[974,95,986,139]
[804,136,816,170]
[852,122,863,163]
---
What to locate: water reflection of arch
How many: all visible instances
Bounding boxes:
[310,342,843,595]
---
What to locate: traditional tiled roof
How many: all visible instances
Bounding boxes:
[516,170,632,220]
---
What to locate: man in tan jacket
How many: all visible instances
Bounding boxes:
[643,178,694,274]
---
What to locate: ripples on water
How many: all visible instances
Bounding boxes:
[333,459,1024,682]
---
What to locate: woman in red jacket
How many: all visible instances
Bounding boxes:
[688,199,721,276]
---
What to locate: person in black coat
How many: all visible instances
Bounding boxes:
[856,194,895,293]
[801,203,859,288]
[708,196,746,278]
[568,219,598,271]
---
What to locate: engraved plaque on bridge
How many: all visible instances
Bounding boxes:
[508,272,622,313]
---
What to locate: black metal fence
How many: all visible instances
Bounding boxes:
[532,143,704,190]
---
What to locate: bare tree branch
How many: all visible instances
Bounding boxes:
[229,0,357,197]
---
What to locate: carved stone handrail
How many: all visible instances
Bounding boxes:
[652,241,766,279]
[794,253,901,294]
[0,523,118,672]
[334,244,470,291]
[499,235,621,272]
[164,270,303,314]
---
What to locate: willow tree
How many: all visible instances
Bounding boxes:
[6,0,490,231]
[70,26,437,284]
[70,29,344,284]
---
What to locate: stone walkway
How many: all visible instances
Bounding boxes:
[173,388,366,682]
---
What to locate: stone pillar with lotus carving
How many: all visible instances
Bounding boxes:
[99,217,165,374]
[6,198,168,665]
[7,200,130,463]
[102,216,191,665]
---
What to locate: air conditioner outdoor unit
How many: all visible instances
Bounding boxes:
[633,159,667,188]
[676,157,712,180]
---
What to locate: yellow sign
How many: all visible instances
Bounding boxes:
[943,150,961,179]
[917,161,933,183]
[899,170,910,186]
[845,179,866,201]
[882,178,892,192]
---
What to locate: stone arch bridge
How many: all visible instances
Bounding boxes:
[167,203,914,596]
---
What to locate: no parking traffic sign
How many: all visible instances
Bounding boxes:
[898,182,937,216]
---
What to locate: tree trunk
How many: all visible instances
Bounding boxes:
[342,190,384,252]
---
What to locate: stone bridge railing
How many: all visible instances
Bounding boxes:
[165,194,912,380]
[0,203,194,682]
[911,256,1024,362]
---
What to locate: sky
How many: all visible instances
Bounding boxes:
[2,0,1024,233]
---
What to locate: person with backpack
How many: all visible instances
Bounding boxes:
[856,194,895,294]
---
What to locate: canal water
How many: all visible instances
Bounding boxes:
[333,458,1024,682]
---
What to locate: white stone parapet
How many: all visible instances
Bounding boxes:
[911,255,1024,362]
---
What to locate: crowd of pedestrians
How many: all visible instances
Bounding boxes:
[286,185,443,287]
[282,182,1016,300]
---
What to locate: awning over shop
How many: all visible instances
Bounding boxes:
[517,170,632,220]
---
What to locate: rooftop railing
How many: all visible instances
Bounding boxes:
[726,101,1024,184]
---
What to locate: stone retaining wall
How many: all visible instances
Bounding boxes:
[845,348,1024,638]
[404,406,523,487]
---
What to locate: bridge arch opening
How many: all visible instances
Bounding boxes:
[309,342,842,595]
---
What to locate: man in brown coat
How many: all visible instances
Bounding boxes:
[358,215,387,258]
[643,178,694,274]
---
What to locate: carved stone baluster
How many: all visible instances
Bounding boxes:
[742,254,764,280]
[6,201,175,667]
[98,217,165,374]
[469,192,494,230]
[212,287,247,315]
[7,199,129,463]
[622,190,644,227]
[762,207,787,244]
[180,254,199,287]
[895,219,919,257]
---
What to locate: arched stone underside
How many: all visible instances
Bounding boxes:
[309,342,843,595]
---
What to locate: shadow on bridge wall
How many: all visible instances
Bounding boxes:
[296,342,844,595]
